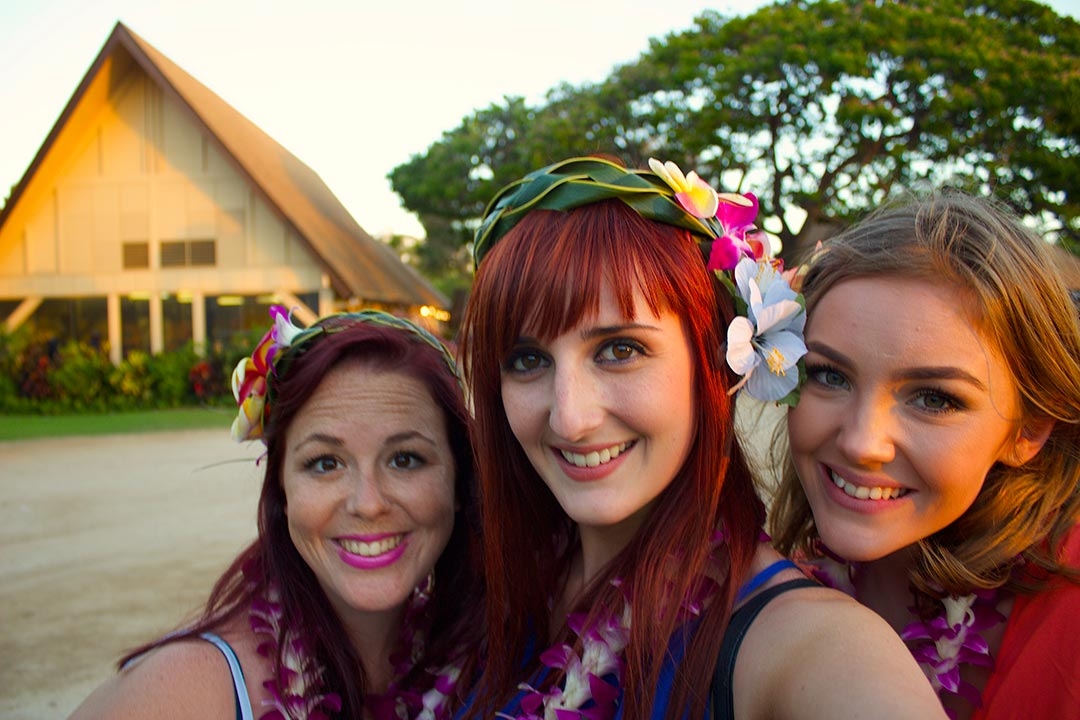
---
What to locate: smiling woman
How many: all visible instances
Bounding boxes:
[771,192,1080,720]
[67,308,483,720]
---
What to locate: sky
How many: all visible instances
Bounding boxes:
[2,0,1078,240]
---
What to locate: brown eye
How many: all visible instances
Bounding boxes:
[598,340,644,363]
[389,451,423,470]
[506,349,549,373]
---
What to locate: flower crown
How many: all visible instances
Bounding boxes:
[473,156,807,404]
[230,305,458,442]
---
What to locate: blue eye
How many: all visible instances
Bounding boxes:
[912,389,961,414]
[806,363,848,390]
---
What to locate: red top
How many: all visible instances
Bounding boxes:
[974,524,1080,719]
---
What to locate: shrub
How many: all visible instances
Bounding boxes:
[47,341,113,412]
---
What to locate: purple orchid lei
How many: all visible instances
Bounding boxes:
[248,574,461,720]
[249,584,343,720]
[505,605,632,720]
[502,532,728,720]
[802,553,1004,718]
[368,578,463,720]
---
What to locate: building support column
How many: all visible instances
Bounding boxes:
[149,293,163,355]
[192,292,206,356]
[107,293,121,365]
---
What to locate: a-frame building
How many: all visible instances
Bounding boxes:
[0,22,447,362]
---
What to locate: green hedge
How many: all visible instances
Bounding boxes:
[0,327,264,415]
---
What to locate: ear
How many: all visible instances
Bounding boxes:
[1000,416,1055,468]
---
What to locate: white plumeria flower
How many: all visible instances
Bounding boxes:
[726,257,807,402]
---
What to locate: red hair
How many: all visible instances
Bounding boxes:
[459,200,765,718]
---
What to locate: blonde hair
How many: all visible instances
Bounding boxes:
[771,192,1080,598]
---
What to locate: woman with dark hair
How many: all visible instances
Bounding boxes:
[771,193,1080,719]
[455,157,944,719]
[71,308,482,720]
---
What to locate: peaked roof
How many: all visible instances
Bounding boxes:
[0,21,447,309]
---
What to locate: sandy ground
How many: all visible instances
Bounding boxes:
[0,429,263,719]
[0,401,783,720]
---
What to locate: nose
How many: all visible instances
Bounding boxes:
[344,469,391,518]
[548,362,604,442]
[835,395,896,467]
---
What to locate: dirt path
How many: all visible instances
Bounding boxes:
[0,429,263,719]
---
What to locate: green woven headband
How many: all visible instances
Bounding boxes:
[472,156,721,266]
[231,307,459,443]
[277,309,458,381]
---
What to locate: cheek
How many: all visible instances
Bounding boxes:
[500,384,536,445]
[412,473,458,539]
[786,401,818,454]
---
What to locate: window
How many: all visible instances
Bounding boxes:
[190,240,216,266]
[123,241,150,269]
[160,239,216,268]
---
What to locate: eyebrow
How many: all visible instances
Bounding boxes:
[514,322,660,343]
[806,340,988,391]
[580,322,662,340]
[293,429,436,453]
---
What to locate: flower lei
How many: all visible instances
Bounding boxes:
[804,554,1005,718]
[368,577,463,720]
[249,583,343,720]
[502,532,727,720]
[249,576,462,720]
[506,604,631,720]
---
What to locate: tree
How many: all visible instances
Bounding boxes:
[620,0,1080,260]
[388,83,653,284]
[391,0,1080,264]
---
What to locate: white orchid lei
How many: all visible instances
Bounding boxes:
[802,552,1005,718]
[648,159,807,405]
[498,532,728,720]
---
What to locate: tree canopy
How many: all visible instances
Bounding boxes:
[390,0,1079,280]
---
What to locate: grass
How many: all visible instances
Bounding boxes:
[0,406,235,441]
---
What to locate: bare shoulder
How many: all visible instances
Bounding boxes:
[734,581,948,720]
[67,637,245,720]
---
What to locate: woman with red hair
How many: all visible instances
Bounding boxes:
[454,157,945,719]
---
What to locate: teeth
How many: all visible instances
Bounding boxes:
[561,442,631,468]
[339,535,402,557]
[830,471,907,501]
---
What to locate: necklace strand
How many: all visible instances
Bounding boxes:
[804,554,1004,718]
[248,577,461,720]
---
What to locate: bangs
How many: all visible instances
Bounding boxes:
[478,200,696,353]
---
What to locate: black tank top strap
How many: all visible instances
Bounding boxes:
[709,577,821,719]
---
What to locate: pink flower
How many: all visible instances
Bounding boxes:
[706,193,761,272]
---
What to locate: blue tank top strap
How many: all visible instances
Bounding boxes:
[200,632,255,720]
[734,558,800,604]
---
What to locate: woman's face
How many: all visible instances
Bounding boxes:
[787,276,1034,562]
[500,277,696,550]
[283,361,455,622]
